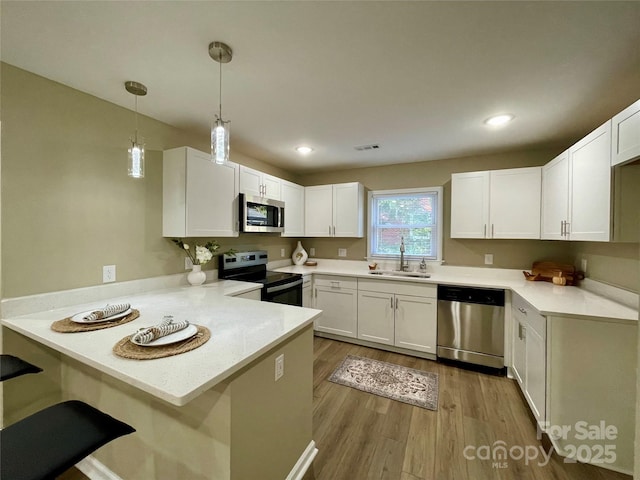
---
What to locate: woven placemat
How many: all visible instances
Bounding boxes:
[112,325,210,360]
[51,309,140,333]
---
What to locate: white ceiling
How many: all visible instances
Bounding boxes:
[2,1,640,173]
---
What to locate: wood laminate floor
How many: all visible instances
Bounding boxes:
[60,336,632,480]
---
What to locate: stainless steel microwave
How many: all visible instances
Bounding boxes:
[239,193,285,233]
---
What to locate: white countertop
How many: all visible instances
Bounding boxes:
[1,280,321,406]
[276,260,638,322]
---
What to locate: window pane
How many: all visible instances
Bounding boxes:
[370,189,440,260]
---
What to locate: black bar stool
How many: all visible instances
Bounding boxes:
[0,400,135,480]
[0,354,42,382]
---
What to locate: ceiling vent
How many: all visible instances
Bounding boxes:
[354,144,380,151]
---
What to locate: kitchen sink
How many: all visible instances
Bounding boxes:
[368,270,431,278]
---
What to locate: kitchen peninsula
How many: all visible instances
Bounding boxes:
[1,279,321,480]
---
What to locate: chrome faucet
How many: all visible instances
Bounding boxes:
[399,236,409,272]
[419,257,427,273]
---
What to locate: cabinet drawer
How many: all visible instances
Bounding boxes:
[357,278,436,298]
[513,294,546,337]
[314,275,357,290]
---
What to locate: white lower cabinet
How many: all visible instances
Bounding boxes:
[357,279,437,354]
[394,294,437,354]
[357,291,394,345]
[313,275,357,338]
[511,293,546,424]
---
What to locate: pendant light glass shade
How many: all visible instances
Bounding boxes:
[212,117,230,165]
[124,81,148,178]
[209,42,232,165]
[128,142,145,178]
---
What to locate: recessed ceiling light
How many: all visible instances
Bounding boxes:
[295,146,314,155]
[484,114,515,127]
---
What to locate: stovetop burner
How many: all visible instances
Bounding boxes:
[218,250,301,287]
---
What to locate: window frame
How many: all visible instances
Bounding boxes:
[367,186,443,262]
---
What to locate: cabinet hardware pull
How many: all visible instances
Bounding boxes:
[560,220,565,236]
[330,281,340,288]
[491,224,494,238]
[518,307,527,314]
[333,225,336,236]
[395,298,399,309]
[483,224,487,238]
[565,222,570,236]
[329,225,332,235]
[390,297,393,309]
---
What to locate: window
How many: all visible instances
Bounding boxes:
[368,187,443,261]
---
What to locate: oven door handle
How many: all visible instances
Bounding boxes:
[266,279,303,294]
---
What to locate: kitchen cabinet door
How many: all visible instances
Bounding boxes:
[569,121,611,241]
[333,182,364,238]
[262,173,281,200]
[450,171,490,238]
[611,98,640,166]
[239,166,281,200]
[163,147,239,238]
[281,180,305,237]
[305,185,333,237]
[511,310,526,387]
[525,325,546,423]
[541,151,570,240]
[357,290,394,345]
[394,294,437,354]
[489,167,541,239]
[314,285,357,338]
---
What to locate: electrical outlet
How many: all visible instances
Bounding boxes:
[281,248,286,257]
[185,257,193,270]
[484,254,493,265]
[310,247,316,257]
[581,258,588,274]
[338,248,347,257]
[275,354,284,381]
[102,265,116,283]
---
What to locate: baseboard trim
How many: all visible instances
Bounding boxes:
[314,332,436,360]
[76,456,123,480]
[286,440,318,480]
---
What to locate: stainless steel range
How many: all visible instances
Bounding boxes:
[218,250,303,306]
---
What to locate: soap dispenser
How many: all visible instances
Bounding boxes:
[419,258,427,273]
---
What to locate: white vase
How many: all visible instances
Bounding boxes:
[187,264,206,286]
[292,241,308,266]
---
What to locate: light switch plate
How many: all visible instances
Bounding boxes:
[338,248,347,257]
[310,247,316,257]
[484,254,493,265]
[185,257,193,270]
[581,258,587,274]
[281,248,286,257]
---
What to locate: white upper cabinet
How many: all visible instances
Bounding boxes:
[281,180,305,237]
[541,151,570,240]
[304,182,364,237]
[489,167,541,239]
[611,98,640,166]
[304,185,333,237]
[239,165,281,200]
[451,168,541,239]
[163,147,239,238]
[569,121,612,241]
[542,121,612,241]
[450,171,490,238]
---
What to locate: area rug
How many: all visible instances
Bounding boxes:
[328,355,439,410]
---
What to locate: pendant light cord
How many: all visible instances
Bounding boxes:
[218,51,223,120]
[134,95,139,144]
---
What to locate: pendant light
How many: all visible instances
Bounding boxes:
[125,81,147,178]
[208,41,232,165]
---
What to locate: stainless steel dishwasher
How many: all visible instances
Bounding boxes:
[437,285,505,369]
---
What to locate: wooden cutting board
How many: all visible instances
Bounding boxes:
[527,261,576,285]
